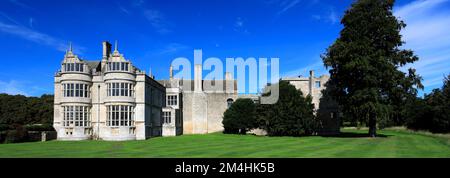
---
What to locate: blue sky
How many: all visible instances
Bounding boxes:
[0,0,449,96]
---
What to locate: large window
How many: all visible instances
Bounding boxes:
[107,82,134,97]
[63,63,84,72]
[107,62,129,72]
[63,83,90,97]
[63,106,90,127]
[106,105,134,126]
[167,95,178,106]
[163,111,171,124]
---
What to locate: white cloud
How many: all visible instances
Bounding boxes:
[0,80,29,96]
[0,20,84,53]
[394,0,450,91]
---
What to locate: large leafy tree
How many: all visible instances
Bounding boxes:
[322,0,422,137]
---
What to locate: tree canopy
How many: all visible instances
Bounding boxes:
[321,0,422,137]
[0,94,54,130]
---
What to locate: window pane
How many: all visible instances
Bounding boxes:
[75,84,79,97]
[120,83,124,96]
[115,83,119,96]
[69,84,73,97]
[85,85,88,97]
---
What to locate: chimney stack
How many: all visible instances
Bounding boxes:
[309,70,314,95]
[169,65,173,79]
[194,64,202,92]
[102,41,112,59]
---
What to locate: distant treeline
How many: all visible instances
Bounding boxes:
[0,94,54,131]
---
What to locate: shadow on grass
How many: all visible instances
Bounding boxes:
[321,132,391,138]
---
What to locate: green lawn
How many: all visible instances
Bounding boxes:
[0,128,449,158]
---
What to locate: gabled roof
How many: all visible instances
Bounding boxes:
[83,60,101,70]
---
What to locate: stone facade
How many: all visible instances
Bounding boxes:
[158,65,238,135]
[281,70,329,110]
[53,41,166,141]
[53,41,338,140]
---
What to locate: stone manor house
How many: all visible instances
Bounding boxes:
[53,41,338,141]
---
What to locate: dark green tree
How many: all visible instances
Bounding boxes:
[427,75,450,133]
[222,98,257,134]
[259,81,317,136]
[322,0,422,137]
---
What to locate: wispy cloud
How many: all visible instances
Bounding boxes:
[278,0,301,15]
[0,80,29,96]
[312,8,339,24]
[132,0,145,7]
[281,60,325,78]
[0,11,21,25]
[125,0,172,34]
[0,79,52,96]
[8,0,32,9]
[394,0,450,91]
[144,9,171,34]
[157,43,189,55]
[0,20,84,53]
[233,17,249,34]
[118,6,130,15]
[29,17,33,28]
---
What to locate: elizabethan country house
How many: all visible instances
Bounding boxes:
[53,41,337,141]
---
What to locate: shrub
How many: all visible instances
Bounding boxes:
[259,81,318,136]
[4,125,29,143]
[223,98,257,134]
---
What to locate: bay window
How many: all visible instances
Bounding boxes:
[107,82,134,97]
[63,106,90,127]
[107,62,130,72]
[63,83,90,97]
[62,63,84,72]
[106,105,134,127]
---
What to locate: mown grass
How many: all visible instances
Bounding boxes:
[0,128,448,158]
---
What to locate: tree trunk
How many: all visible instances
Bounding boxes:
[368,112,377,137]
